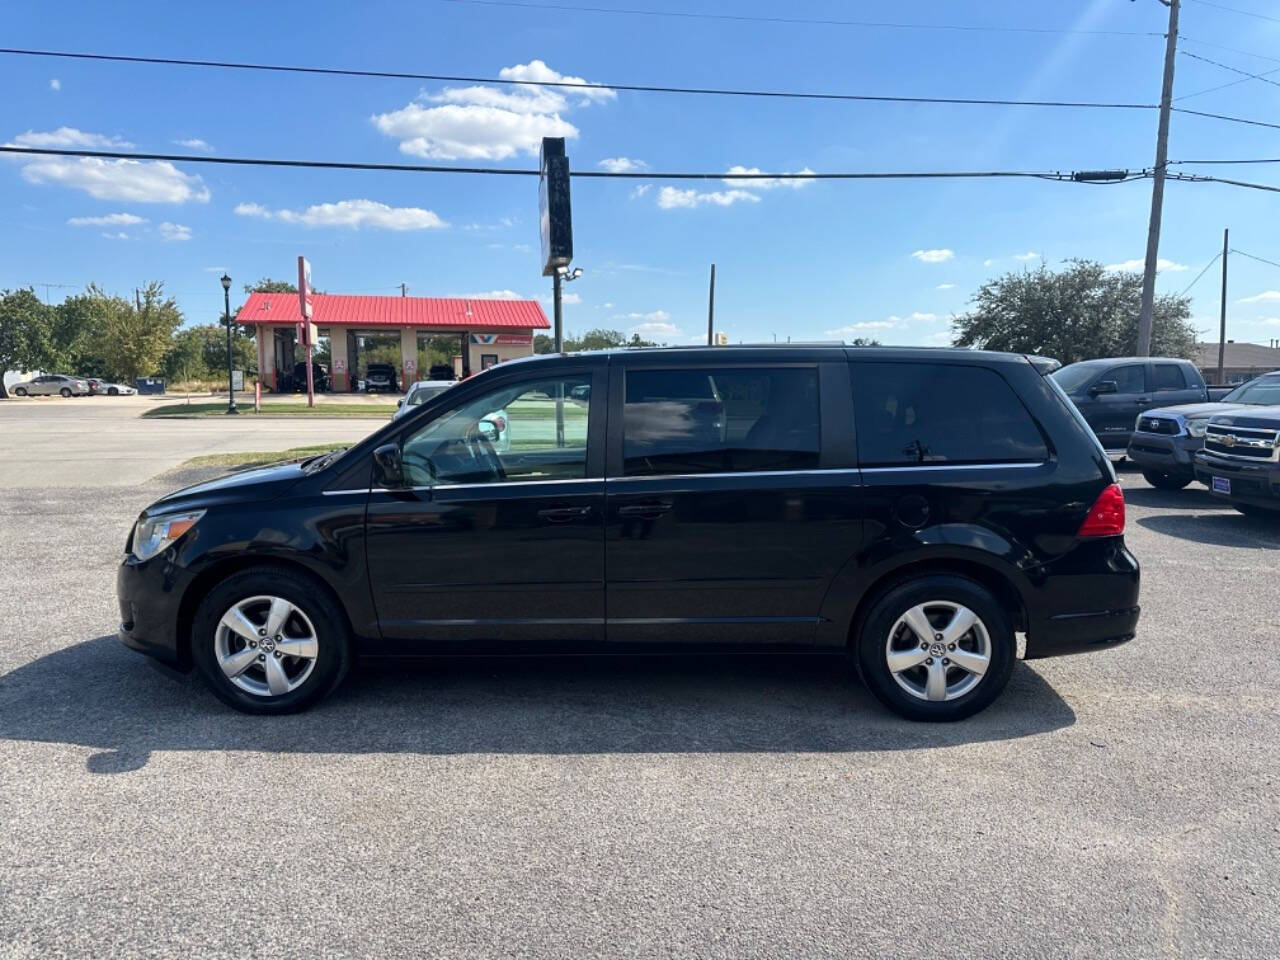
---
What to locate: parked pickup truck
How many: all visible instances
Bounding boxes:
[1194,406,1280,517]
[1052,357,1207,451]
[1127,370,1280,489]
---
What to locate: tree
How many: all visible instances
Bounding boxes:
[243,277,298,295]
[951,260,1196,365]
[0,288,55,399]
[95,282,184,383]
[534,328,660,354]
[163,326,211,383]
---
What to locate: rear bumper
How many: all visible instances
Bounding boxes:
[1024,538,1141,659]
[1194,451,1280,506]
[1127,432,1200,476]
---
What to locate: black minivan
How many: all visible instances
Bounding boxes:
[118,347,1140,722]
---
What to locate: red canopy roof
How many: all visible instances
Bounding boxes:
[236,292,550,330]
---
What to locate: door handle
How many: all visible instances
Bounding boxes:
[537,505,593,523]
[617,500,673,519]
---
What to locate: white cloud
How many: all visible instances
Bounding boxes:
[1013,251,1039,261]
[174,138,213,152]
[826,321,898,335]
[983,258,997,267]
[1104,258,1188,273]
[538,292,582,305]
[8,130,209,203]
[923,330,955,347]
[454,290,525,300]
[888,312,939,324]
[235,198,447,230]
[722,165,816,190]
[67,212,146,226]
[912,248,954,264]
[371,60,613,161]
[599,157,647,173]
[513,242,532,253]
[1238,290,1280,304]
[657,186,760,209]
[158,221,191,242]
[936,283,956,290]
[49,78,60,92]
[100,231,128,240]
[9,127,132,149]
[630,183,652,199]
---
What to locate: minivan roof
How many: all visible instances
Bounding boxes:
[498,344,1040,366]
[1058,356,1193,368]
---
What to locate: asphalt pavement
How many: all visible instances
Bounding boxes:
[1,454,1278,958]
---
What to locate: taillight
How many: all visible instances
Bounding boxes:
[1078,483,1125,538]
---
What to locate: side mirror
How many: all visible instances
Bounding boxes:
[396,398,404,407]
[1089,380,1118,396]
[372,442,404,487]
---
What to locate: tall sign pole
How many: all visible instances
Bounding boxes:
[707,264,716,346]
[539,137,573,446]
[298,256,315,408]
[1217,228,1229,386]
[1136,0,1180,357]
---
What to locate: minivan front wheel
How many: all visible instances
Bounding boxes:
[191,567,351,714]
[856,575,1015,722]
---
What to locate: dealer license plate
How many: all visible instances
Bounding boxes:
[1212,476,1231,495]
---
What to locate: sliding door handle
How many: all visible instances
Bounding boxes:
[537,505,594,523]
[617,500,673,519]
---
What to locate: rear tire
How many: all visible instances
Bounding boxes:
[1142,469,1191,491]
[108,387,119,396]
[191,566,352,714]
[13,387,26,396]
[59,387,72,398]
[855,575,1015,722]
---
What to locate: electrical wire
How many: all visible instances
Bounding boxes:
[0,145,1145,184]
[1179,252,1222,296]
[1171,107,1280,133]
[438,0,1165,36]
[1180,35,1280,65]
[1185,0,1280,26]
[1166,171,1280,194]
[1231,249,1280,271]
[1170,157,1280,165]
[1175,50,1280,101]
[0,48,1158,111]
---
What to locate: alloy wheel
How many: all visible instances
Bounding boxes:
[885,601,991,702]
[214,595,320,697]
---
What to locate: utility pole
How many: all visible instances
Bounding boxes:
[707,264,716,346]
[400,282,407,297]
[134,288,142,313]
[1217,228,1228,385]
[1136,0,1180,357]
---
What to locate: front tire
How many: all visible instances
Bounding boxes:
[108,387,119,395]
[191,566,351,714]
[13,387,27,396]
[59,387,72,398]
[855,575,1015,722]
[1142,469,1191,491]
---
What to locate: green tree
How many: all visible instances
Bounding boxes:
[163,326,211,382]
[0,288,56,398]
[95,282,184,383]
[243,277,298,295]
[534,328,660,354]
[951,260,1196,365]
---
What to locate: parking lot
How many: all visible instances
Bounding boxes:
[2,410,1278,958]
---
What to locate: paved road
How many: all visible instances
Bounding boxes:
[0,461,1277,958]
[0,396,385,487]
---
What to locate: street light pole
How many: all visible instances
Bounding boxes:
[221,273,238,415]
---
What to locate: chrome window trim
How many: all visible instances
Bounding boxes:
[859,462,1046,473]
[321,488,373,496]
[607,468,860,483]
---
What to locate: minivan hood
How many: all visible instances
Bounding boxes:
[1208,405,1280,429]
[145,461,308,515]
[1144,401,1251,419]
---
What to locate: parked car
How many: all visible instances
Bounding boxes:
[291,361,330,393]
[117,346,1139,721]
[393,380,455,420]
[364,363,398,393]
[87,378,138,396]
[1194,405,1280,518]
[1127,370,1280,489]
[1052,357,1207,450]
[9,374,90,397]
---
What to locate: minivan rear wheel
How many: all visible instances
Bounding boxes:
[1142,469,1190,491]
[191,566,351,714]
[855,575,1015,722]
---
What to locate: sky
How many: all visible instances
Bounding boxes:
[2,0,1280,349]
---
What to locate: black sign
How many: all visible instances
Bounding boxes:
[539,137,573,277]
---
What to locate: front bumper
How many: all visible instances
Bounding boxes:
[1127,431,1201,476]
[1024,538,1141,659]
[117,555,192,670]
[1195,451,1280,506]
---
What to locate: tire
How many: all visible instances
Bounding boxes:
[59,387,72,398]
[191,566,352,714]
[13,387,26,396]
[855,575,1015,722]
[1142,469,1191,491]
[108,387,119,396]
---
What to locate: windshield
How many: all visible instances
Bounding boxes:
[1222,376,1280,405]
[408,385,450,406]
[1050,363,1102,393]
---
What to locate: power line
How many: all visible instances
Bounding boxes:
[1175,50,1280,100]
[1231,249,1280,271]
[439,0,1165,36]
[1179,252,1223,296]
[1166,171,1280,194]
[0,48,1158,111]
[1185,0,1280,25]
[1170,157,1280,164]
[1180,34,1280,65]
[0,145,1135,184]
[1171,107,1280,132]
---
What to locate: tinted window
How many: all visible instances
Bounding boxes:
[1152,363,1187,391]
[402,374,591,485]
[1106,364,1146,394]
[1050,364,1101,393]
[853,362,1047,465]
[407,384,450,406]
[623,367,820,476]
[1224,376,1280,405]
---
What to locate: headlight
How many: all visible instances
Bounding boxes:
[1186,418,1209,438]
[131,510,204,560]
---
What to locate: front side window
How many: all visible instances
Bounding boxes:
[1224,376,1280,405]
[407,384,450,407]
[623,367,820,476]
[401,374,591,486]
[853,362,1047,466]
[1105,364,1147,395]
[1152,363,1187,391]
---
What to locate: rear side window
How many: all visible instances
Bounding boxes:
[623,367,820,476]
[852,362,1047,466]
[1152,363,1187,391]
[1106,364,1146,394]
